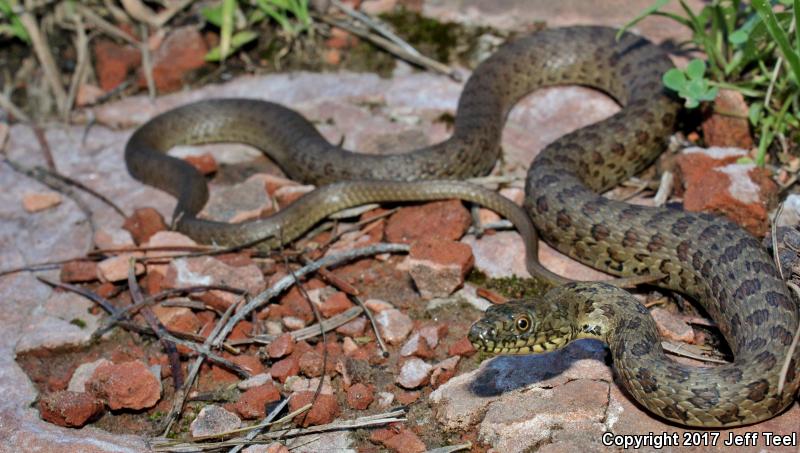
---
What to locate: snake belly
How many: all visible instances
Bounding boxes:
[125,26,800,426]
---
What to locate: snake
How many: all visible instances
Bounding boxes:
[125,26,800,427]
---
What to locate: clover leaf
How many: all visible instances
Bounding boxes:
[662,59,719,108]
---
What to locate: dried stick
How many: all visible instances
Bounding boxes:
[3,155,127,217]
[240,306,363,345]
[160,299,240,436]
[94,284,246,339]
[227,397,290,453]
[64,11,90,116]
[212,243,410,347]
[128,258,184,390]
[36,276,119,315]
[317,14,459,81]
[14,0,68,114]
[0,92,30,122]
[139,23,156,98]
[75,3,140,45]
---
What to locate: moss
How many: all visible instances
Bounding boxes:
[380,10,461,63]
[69,318,87,329]
[483,275,553,300]
[468,268,552,299]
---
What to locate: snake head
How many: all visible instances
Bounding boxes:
[469,298,573,355]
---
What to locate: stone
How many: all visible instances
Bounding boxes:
[405,237,473,299]
[210,353,265,383]
[364,298,394,313]
[431,341,611,432]
[282,316,307,331]
[286,376,335,395]
[15,292,102,353]
[22,192,62,212]
[151,305,202,334]
[396,357,433,389]
[319,291,354,317]
[650,307,694,344]
[385,200,471,244]
[75,83,105,107]
[430,356,460,388]
[701,89,753,149]
[68,359,112,392]
[165,256,265,307]
[267,333,295,359]
[335,317,367,337]
[395,389,421,405]
[238,373,273,390]
[346,382,374,410]
[478,380,608,453]
[376,391,395,408]
[242,443,290,453]
[87,360,161,410]
[38,391,104,428]
[371,427,426,453]
[288,391,340,427]
[201,174,275,223]
[400,332,436,359]
[143,231,198,259]
[184,153,218,175]
[59,260,98,283]
[262,174,299,195]
[298,350,324,378]
[274,184,315,208]
[190,405,241,438]
[676,147,778,236]
[93,39,141,91]
[142,26,208,92]
[375,308,413,345]
[270,356,299,383]
[93,227,136,249]
[447,336,476,357]
[234,382,282,419]
[97,253,145,282]
[463,231,611,281]
[123,207,168,244]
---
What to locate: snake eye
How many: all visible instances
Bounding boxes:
[515,315,531,331]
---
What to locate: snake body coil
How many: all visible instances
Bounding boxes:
[126,26,800,426]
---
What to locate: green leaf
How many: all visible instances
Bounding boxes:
[684,77,706,98]
[219,0,236,61]
[685,98,700,108]
[748,102,763,125]
[685,58,706,79]
[0,0,30,42]
[662,68,687,91]
[729,29,748,44]
[201,3,224,27]
[700,86,719,101]
[204,30,258,61]
[752,0,800,84]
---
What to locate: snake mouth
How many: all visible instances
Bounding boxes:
[468,320,537,354]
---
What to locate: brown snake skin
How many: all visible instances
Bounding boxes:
[125,26,800,426]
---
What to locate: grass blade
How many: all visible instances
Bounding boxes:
[752,0,800,82]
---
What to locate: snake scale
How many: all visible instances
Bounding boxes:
[125,26,800,427]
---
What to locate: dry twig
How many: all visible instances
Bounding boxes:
[212,243,410,347]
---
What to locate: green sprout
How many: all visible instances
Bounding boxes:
[663,59,719,108]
